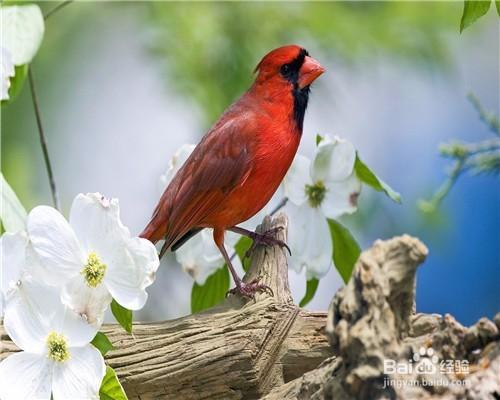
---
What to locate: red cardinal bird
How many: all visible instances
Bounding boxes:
[141,45,325,297]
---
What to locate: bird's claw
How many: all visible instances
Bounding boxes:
[244,227,291,259]
[226,278,274,299]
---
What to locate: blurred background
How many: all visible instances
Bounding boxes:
[1,1,498,326]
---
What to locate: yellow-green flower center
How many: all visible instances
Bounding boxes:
[305,181,327,208]
[46,331,69,362]
[81,252,106,288]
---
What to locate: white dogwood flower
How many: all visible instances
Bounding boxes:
[0,280,104,400]
[27,193,160,327]
[283,136,361,278]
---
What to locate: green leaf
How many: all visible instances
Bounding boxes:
[0,172,27,232]
[316,134,324,146]
[91,332,114,356]
[2,64,29,105]
[354,154,401,203]
[99,366,128,400]
[496,0,500,16]
[460,1,492,33]
[328,219,361,284]
[8,64,28,102]
[234,236,252,272]
[299,278,319,307]
[191,265,229,313]
[111,300,133,334]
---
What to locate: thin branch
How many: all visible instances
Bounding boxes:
[43,1,74,20]
[28,68,61,211]
[270,197,289,215]
[418,158,466,213]
[467,93,499,136]
[439,138,500,159]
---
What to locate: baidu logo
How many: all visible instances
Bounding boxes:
[412,347,439,374]
[384,347,439,375]
[383,346,470,389]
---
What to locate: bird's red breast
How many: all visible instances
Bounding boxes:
[141,45,325,250]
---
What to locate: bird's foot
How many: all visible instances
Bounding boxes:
[244,227,291,259]
[226,278,274,299]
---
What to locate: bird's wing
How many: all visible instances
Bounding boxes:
[151,112,258,249]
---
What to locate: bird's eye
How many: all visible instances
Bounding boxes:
[280,64,291,75]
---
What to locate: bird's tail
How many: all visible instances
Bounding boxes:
[139,223,161,243]
[139,213,166,244]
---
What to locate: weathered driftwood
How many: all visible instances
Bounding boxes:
[263,235,500,400]
[1,214,332,399]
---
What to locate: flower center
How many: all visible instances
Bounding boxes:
[305,181,327,208]
[46,331,69,362]
[81,252,106,288]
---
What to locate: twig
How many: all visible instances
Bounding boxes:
[43,1,73,20]
[439,138,500,158]
[468,93,499,136]
[28,68,61,211]
[270,197,289,215]
[418,159,466,213]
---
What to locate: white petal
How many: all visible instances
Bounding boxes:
[286,203,332,278]
[23,239,54,287]
[1,231,28,295]
[0,78,10,101]
[27,206,84,283]
[60,307,99,348]
[0,352,52,400]
[61,277,111,329]
[311,136,356,183]
[321,173,362,219]
[1,47,15,100]
[1,48,15,77]
[126,237,160,289]
[69,193,130,256]
[282,154,311,206]
[0,5,45,65]
[175,229,227,285]
[159,144,196,191]
[52,345,105,400]
[0,231,51,299]
[3,277,59,352]
[104,237,159,310]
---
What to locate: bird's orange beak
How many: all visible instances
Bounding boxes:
[298,56,325,89]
